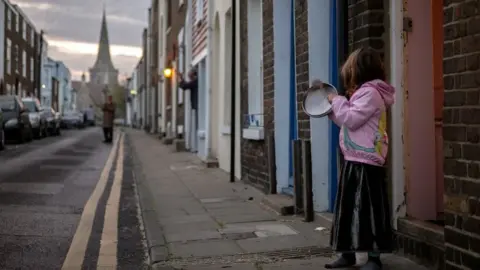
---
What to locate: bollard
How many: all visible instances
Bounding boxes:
[267,132,277,194]
[302,139,314,222]
[292,139,303,214]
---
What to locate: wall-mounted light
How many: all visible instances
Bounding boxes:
[41,84,46,89]
[130,89,137,95]
[163,68,173,79]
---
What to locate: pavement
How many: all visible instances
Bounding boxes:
[127,128,430,270]
[0,127,147,269]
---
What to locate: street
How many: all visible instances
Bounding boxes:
[0,128,428,270]
[0,128,146,269]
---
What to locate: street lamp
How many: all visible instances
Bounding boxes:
[163,68,173,79]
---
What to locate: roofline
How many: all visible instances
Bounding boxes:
[11,4,38,33]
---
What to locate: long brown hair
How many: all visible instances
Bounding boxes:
[340,47,386,96]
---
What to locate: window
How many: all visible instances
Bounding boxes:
[14,45,19,74]
[6,84,11,95]
[244,0,264,140]
[31,30,35,47]
[15,13,19,32]
[30,57,34,81]
[179,0,184,7]
[22,20,26,40]
[6,39,11,74]
[195,0,203,23]
[22,51,26,77]
[7,9,11,30]
[177,28,184,105]
[166,0,172,28]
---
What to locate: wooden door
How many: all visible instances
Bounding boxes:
[432,0,444,220]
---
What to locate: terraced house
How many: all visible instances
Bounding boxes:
[2,0,41,98]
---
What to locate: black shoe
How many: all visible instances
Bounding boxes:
[325,254,356,269]
[360,260,382,270]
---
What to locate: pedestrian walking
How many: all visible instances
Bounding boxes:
[315,47,395,270]
[102,95,115,143]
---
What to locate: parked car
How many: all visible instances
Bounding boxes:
[0,95,33,143]
[22,97,48,138]
[61,111,81,129]
[44,107,61,136]
[0,109,5,150]
[83,107,95,126]
[77,111,86,129]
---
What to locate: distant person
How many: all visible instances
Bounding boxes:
[102,95,115,143]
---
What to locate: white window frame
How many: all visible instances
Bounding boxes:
[30,30,35,46]
[177,28,184,105]
[6,39,11,74]
[7,9,11,30]
[22,51,26,77]
[243,0,264,140]
[195,0,203,23]
[22,21,26,40]
[15,14,19,32]
[30,57,34,81]
[14,45,19,74]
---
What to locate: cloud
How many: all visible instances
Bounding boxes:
[9,0,149,80]
[47,38,142,58]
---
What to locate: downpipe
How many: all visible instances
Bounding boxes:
[205,0,214,159]
[229,0,237,183]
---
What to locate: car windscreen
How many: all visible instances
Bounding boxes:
[0,98,16,111]
[23,101,37,112]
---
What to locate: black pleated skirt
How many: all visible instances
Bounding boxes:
[330,160,393,253]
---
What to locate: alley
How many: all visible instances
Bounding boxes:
[0,128,146,269]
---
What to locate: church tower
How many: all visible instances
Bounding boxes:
[89,8,118,86]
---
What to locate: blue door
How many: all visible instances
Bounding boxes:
[287,0,297,190]
[328,0,340,212]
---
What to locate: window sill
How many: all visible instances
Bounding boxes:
[242,127,264,141]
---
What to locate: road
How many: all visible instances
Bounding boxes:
[0,128,147,269]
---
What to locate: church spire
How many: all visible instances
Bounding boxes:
[92,6,115,71]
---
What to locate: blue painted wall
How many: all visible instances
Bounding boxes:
[307,0,331,212]
[273,0,293,193]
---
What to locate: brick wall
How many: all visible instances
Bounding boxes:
[294,0,310,140]
[240,0,274,192]
[443,0,480,269]
[191,0,207,59]
[347,0,385,53]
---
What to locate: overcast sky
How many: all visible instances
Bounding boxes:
[11,0,150,81]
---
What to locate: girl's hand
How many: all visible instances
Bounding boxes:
[328,93,337,103]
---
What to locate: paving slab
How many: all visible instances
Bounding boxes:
[236,235,321,253]
[182,264,257,270]
[168,239,243,258]
[165,230,222,243]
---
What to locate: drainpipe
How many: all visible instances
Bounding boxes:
[205,0,214,159]
[229,0,237,183]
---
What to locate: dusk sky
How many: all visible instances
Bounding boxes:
[11,0,150,81]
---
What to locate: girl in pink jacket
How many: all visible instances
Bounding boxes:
[322,48,395,270]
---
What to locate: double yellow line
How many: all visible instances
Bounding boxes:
[62,132,125,269]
